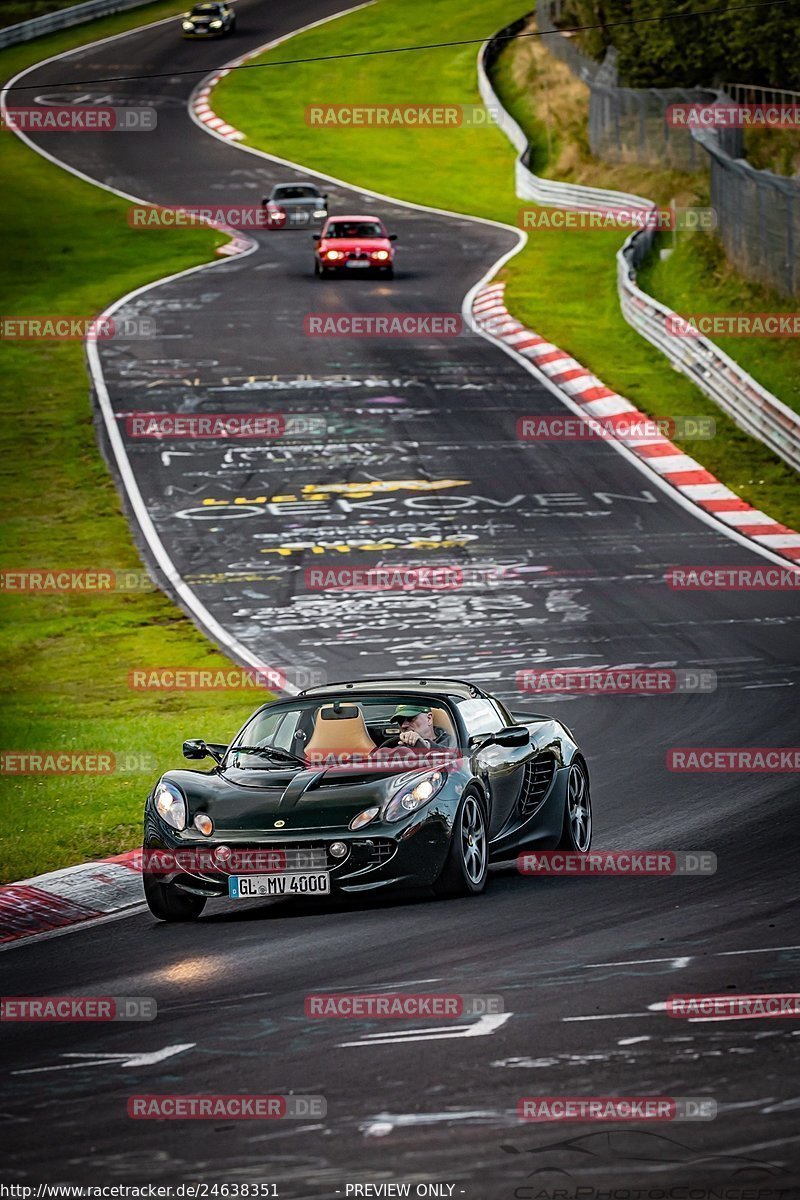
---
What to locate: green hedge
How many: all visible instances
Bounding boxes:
[559,0,800,88]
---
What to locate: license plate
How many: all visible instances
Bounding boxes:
[346,260,371,268]
[228,873,330,898]
[290,212,309,224]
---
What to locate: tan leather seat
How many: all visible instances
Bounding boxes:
[430,706,457,741]
[304,704,376,758]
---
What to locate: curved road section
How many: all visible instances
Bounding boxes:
[3,1,800,1192]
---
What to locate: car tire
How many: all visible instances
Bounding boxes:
[384,267,394,280]
[434,792,488,898]
[143,872,206,922]
[556,759,592,852]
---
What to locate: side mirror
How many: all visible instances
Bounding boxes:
[312,233,321,241]
[495,725,530,748]
[183,739,207,759]
[469,725,529,751]
[321,193,328,201]
[388,233,398,241]
[182,739,226,763]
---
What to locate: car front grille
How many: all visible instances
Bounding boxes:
[190,838,397,878]
[197,842,329,875]
[351,838,396,867]
[518,754,557,818]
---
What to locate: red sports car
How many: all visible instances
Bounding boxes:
[313,215,397,278]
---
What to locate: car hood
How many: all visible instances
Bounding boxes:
[319,237,390,251]
[160,764,447,832]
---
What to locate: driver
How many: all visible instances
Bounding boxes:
[380,704,456,751]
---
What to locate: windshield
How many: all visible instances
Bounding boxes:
[226,695,461,771]
[191,4,221,13]
[325,221,384,239]
[273,186,320,199]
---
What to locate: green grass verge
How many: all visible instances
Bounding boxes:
[0,2,272,883]
[214,0,800,531]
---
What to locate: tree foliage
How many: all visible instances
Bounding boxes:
[557,0,800,88]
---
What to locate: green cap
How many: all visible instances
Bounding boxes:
[392,703,432,718]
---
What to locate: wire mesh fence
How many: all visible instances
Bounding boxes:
[534,2,800,296]
[536,2,714,170]
[695,128,799,298]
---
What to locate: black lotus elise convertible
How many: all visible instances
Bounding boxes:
[142,677,592,921]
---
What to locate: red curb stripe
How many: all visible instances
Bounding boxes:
[513,336,547,350]
[0,885,101,943]
[573,385,617,402]
[549,368,591,385]
[699,498,752,512]
[740,523,793,536]
[636,442,683,458]
[534,350,574,366]
[599,411,648,431]
[668,470,719,486]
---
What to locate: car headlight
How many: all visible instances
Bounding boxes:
[324,250,343,260]
[154,780,187,831]
[182,20,194,28]
[371,250,390,260]
[313,209,327,218]
[210,18,222,26]
[384,770,446,823]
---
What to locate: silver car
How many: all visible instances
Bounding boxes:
[262,183,329,229]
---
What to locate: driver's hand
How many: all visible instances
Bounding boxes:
[398,729,423,746]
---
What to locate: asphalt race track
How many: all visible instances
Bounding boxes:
[3,1,800,1194]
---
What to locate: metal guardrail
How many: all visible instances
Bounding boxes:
[477,21,800,474]
[721,83,800,105]
[619,228,800,471]
[0,0,155,49]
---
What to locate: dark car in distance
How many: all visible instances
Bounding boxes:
[142,677,592,921]
[180,2,235,37]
